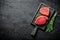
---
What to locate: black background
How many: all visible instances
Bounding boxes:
[0,0,60,40]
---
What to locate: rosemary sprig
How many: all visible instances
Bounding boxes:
[45,12,57,32]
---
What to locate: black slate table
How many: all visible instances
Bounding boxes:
[0,0,60,40]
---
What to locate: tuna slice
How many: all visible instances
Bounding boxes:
[39,7,50,16]
[34,15,48,25]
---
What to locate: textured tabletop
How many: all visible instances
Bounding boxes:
[0,0,60,40]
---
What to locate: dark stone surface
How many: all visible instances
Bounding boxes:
[0,0,60,40]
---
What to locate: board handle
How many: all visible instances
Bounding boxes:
[31,26,38,37]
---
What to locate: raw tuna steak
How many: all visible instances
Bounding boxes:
[39,7,50,16]
[34,16,48,25]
